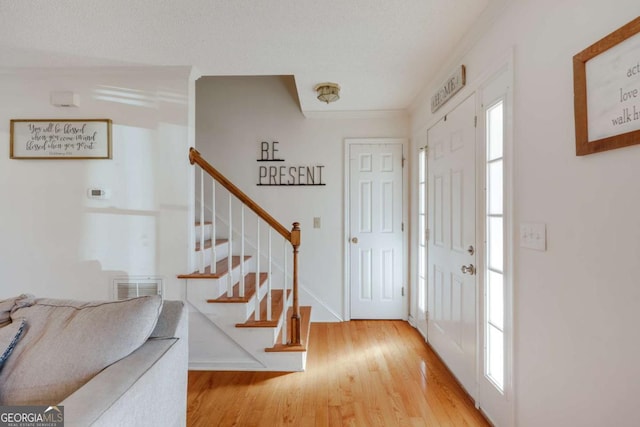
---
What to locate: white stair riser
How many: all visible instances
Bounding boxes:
[196,248,213,269]
[203,297,259,324]
[195,241,229,268]
[228,257,254,286]
[207,244,253,269]
[214,242,229,263]
[195,224,213,243]
[204,316,280,349]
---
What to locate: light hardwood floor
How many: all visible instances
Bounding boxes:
[187,321,490,426]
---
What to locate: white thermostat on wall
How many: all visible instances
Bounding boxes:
[87,188,110,200]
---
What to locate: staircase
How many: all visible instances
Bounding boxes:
[179,148,312,372]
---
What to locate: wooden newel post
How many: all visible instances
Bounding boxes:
[289,222,301,346]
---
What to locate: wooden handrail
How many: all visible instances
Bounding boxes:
[189,148,291,242]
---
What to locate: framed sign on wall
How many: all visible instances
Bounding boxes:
[10,119,112,159]
[573,17,640,156]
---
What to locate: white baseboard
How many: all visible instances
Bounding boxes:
[188,360,264,371]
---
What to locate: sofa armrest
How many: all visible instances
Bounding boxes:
[150,300,187,340]
[60,301,188,427]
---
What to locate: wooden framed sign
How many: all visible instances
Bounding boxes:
[10,119,112,159]
[431,65,466,113]
[573,17,640,156]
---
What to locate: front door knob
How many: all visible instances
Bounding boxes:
[461,264,476,275]
[351,237,358,244]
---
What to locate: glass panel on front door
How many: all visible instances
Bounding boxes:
[418,148,427,315]
[485,100,505,391]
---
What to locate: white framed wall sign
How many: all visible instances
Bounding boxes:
[10,119,112,159]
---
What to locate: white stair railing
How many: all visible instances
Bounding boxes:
[282,238,288,345]
[255,218,261,321]
[267,229,272,321]
[240,205,246,298]
[211,179,216,274]
[227,193,233,297]
[199,169,205,273]
[189,148,302,346]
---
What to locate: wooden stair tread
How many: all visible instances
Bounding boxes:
[265,306,312,352]
[236,289,291,328]
[208,273,268,303]
[195,238,227,252]
[177,255,250,279]
[194,221,213,226]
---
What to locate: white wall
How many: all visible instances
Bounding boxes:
[0,67,193,302]
[196,76,409,321]
[410,1,640,426]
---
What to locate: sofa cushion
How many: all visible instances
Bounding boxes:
[0,319,26,368]
[0,295,162,406]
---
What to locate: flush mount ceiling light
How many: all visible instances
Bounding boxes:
[314,82,340,104]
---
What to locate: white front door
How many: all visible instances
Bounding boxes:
[427,94,477,398]
[348,142,405,319]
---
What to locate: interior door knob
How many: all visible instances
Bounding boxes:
[461,264,476,275]
[351,237,358,244]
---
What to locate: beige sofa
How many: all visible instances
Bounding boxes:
[0,296,188,427]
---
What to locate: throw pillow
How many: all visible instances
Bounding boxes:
[0,295,31,328]
[0,319,26,368]
[0,295,162,406]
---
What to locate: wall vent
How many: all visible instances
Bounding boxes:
[112,276,163,300]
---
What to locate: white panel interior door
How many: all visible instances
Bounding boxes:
[349,143,404,319]
[427,94,477,398]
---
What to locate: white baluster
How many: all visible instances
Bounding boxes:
[199,169,205,274]
[211,179,216,274]
[227,193,233,297]
[267,229,272,321]
[282,238,288,345]
[240,205,245,298]
[255,219,261,321]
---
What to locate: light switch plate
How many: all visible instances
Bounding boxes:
[87,188,110,200]
[313,217,321,229]
[520,223,546,251]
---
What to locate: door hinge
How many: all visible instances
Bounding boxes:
[425,228,430,240]
[402,222,404,232]
[474,115,478,128]
[426,311,430,320]
[402,157,406,167]
[402,287,405,297]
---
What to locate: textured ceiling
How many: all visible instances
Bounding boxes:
[0,0,501,113]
